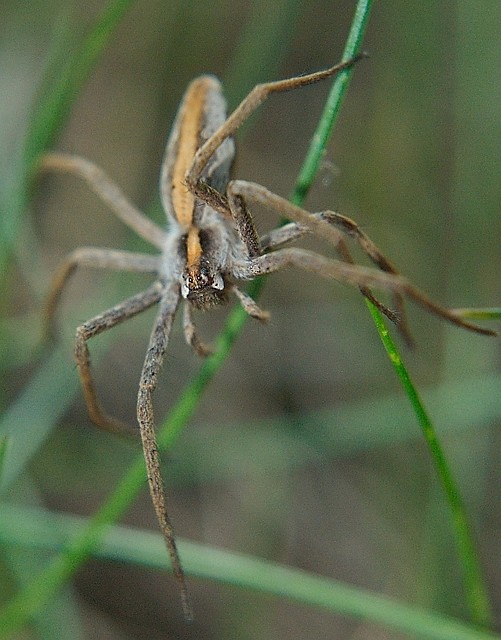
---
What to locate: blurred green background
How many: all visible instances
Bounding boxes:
[1,0,500,638]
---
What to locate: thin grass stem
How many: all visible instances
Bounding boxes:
[367,301,492,627]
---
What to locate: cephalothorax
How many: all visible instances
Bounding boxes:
[40,55,494,620]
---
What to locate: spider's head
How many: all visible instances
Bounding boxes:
[181,260,227,310]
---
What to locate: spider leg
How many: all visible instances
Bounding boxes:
[230,284,270,321]
[260,221,310,251]
[260,213,398,274]
[136,284,193,622]
[227,180,495,336]
[317,210,413,342]
[39,153,167,249]
[45,247,160,341]
[186,54,365,191]
[235,247,495,336]
[227,180,408,337]
[183,302,213,357]
[260,214,405,327]
[74,281,163,437]
[237,247,406,289]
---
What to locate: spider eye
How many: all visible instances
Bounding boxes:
[212,274,224,290]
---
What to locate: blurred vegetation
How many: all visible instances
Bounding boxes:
[1,1,500,639]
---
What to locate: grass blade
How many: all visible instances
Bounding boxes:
[367,301,492,627]
[0,504,499,640]
[0,0,135,276]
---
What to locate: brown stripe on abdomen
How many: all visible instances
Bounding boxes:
[171,76,220,229]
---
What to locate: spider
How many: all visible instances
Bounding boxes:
[40,54,494,620]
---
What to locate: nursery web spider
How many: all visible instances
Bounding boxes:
[40,54,495,621]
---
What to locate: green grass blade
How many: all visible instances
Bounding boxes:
[292,0,372,204]
[0,0,135,276]
[0,437,8,485]
[24,0,135,168]
[451,308,501,322]
[367,301,492,627]
[0,346,78,493]
[0,504,499,640]
[0,0,136,497]
[1,489,84,640]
